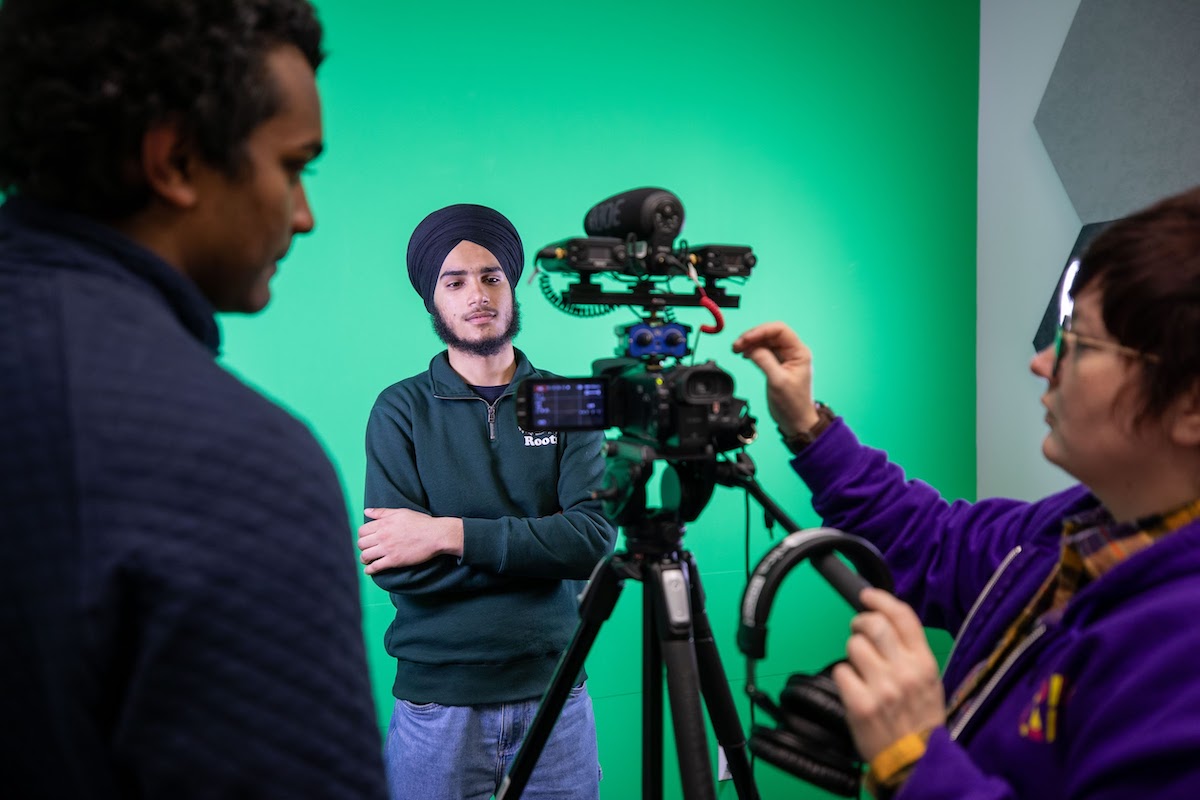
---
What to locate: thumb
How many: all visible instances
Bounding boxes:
[363,507,402,519]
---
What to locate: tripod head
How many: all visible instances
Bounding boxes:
[590,437,725,552]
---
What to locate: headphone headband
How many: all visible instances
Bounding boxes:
[737,528,893,661]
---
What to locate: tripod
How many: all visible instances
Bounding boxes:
[497,444,765,800]
[496,516,758,800]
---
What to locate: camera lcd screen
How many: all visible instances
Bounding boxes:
[517,378,609,431]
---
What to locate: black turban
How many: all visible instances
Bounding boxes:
[406,203,524,313]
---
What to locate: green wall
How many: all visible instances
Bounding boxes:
[218,2,978,798]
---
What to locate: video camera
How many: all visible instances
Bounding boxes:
[515,188,758,529]
[515,356,751,458]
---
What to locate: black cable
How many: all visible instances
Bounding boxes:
[535,270,614,318]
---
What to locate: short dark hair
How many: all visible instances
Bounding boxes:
[0,0,324,218]
[1074,186,1200,421]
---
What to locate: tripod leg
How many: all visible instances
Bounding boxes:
[647,559,717,800]
[682,552,761,800]
[497,554,626,800]
[643,585,663,800]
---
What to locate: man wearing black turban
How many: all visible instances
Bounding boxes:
[358,203,617,800]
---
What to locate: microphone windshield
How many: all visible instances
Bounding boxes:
[583,188,685,248]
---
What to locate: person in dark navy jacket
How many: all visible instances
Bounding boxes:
[0,2,387,798]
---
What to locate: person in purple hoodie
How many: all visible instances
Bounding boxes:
[732,185,1200,800]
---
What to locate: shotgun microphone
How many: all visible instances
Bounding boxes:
[583,187,684,249]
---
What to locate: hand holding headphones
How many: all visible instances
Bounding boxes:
[832,587,946,764]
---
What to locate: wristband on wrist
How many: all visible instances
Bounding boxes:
[863,729,931,799]
[780,401,834,454]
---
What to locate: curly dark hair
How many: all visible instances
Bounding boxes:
[1074,186,1200,422]
[0,0,325,218]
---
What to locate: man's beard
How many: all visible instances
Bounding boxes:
[431,299,522,357]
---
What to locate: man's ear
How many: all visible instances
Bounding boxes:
[1167,379,1200,448]
[141,122,198,208]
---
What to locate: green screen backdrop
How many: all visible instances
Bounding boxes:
[217,2,979,798]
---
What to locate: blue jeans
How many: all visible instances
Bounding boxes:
[384,682,601,800]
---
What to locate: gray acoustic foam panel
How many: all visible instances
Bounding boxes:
[1034,0,1200,224]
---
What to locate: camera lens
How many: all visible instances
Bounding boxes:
[675,366,733,404]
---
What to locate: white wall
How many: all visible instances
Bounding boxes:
[976,0,1081,500]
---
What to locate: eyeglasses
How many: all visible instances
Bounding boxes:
[1052,318,1160,377]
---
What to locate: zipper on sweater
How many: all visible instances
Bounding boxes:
[949,622,1047,741]
[944,545,1023,673]
[432,393,503,441]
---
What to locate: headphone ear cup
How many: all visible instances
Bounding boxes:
[749,724,861,798]
[779,672,854,750]
[748,666,863,797]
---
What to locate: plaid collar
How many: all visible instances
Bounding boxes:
[1053,497,1200,607]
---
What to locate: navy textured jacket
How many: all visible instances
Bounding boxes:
[0,198,387,798]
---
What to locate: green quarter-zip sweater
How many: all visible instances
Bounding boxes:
[365,349,617,705]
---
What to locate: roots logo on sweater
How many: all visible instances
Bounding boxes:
[520,434,556,448]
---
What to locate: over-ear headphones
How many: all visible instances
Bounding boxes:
[737,527,894,797]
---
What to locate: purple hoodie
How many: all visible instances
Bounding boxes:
[793,419,1200,799]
